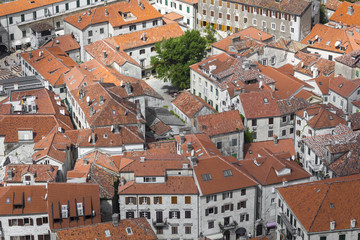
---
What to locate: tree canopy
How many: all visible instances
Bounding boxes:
[150,30,209,90]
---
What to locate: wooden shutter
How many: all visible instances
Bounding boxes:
[30,218,33,225]
[294,15,297,22]
[242,5,244,11]
[270,11,272,17]
[256,8,259,14]
[125,197,129,205]
[230,192,233,198]
[244,201,247,208]
[177,211,180,219]
[8,219,12,226]
[139,197,143,204]
[147,212,151,219]
[206,196,210,203]
[133,197,137,205]
[159,197,162,204]
[221,206,225,213]
[31,236,34,240]
[285,14,288,20]
[169,211,172,219]
[205,209,209,216]
[214,195,217,201]
[147,197,150,205]
[230,204,234,211]
[237,202,241,210]
[260,8,263,15]
[36,218,42,226]
[38,236,43,240]
[266,10,268,16]
[18,219,24,226]
[215,207,218,214]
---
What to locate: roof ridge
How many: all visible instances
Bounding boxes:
[308,183,331,232]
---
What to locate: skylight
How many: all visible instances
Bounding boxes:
[223,169,233,177]
[126,227,133,235]
[201,174,212,181]
[338,83,343,88]
[329,115,333,120]
[264,98,269,103]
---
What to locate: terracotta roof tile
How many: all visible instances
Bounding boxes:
[5,164,58,183]
[56,218,157,240]
[325,0,342,11]
[244,138,296,159]
[163,12,184,21]
[105,23,184,50]
[172,91,215,118]
[329,75,360,97]
[329,2,360,26]
[42,34,80,52]
[0,0,63,17]
[232,0,310,15]
[64,0,162,30]
[335,49,360,68]
[278,175,360,232]
[197,110,244,136]
[294,52,335,78]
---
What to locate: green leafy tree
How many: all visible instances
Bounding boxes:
[244,127,254,143]
[151,30,207,90]
[204,24,216,47]
[320,5,329,24]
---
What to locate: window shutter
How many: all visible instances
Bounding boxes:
[8,219,12,226]
[139,198,143,204]
[260,8,263,14]
[159,197,162,204]
[244,201,247,208]
[36,218,42,226]
[214,195,217,201]
[169,211,172,219]
[177,211,180,219]
[148,212,151,219]
[251,7,253,13]
[256,8,259,14]
[294,16,297,22]
[285,14,288,20]
[30,218,33,225]
[153,197,156,204]
[230,204,234,211]
[222,193,225,200]
[31,236,34,240]
[270,11,272,17]
[125,197,129,205]
[206,196,210,203]
[215,207,218,214]
[134,197,137,205]
[205,209,209,216]
[230,192,233,198]
[246,214,249,221]
[221,206,225,213]
[38,236,43,240]
[19,219,24,226]
[238,202,241,209]
[266,10,268,16]
[147,197,150,205]
[242,5,244,11]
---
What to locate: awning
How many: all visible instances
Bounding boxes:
[235,227,246,236]
[205,233,224,240]
[13,40,22,46]
[266,222,277,228]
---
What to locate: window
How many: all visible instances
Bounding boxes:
[210,0,214,4]
[61,205,68,218]
[262,20,266,28]
[171,226,178,234]
[208,221,214,229]
[156,227,163,234]
[65,3,69,10]
[308,129,312,135]
[129,25,136,31]
[226,2,230,7]
[77,203,83,216]
[280,25,285,32]
[9,17,13,24]
[290,27,295,33]
[216,141,222,149]
[187,6,190,13]
[126,211,134,218]
[241,189,246,195]
[33,11,37,20]
[203,9,206,15]
[21,14,25,22]
[253,19,257,26]
[202,174,212,181]
[223,170,233,177]
[100,28,104,34]
[171,196,177,204]
[77,0,80,7]
[240,213,249,222]
[140,49,145,54]
[232,138,237,146]
[222,191,233,199]
[290,128,294,134]
[271,22,276,30]
[227,14,230,20]
[235,15,239,21]
[339,235,345,240]
[205,207,217,215]
[185,196,191,204]
[268,130,273,138]
[140,197,149,204]
[269,117,273,124]
[179,4,182,10]
[320,237,327,240]
[25,175,31,181]
[219,13,222,18]
[238,200,247,209]
[206,194,217,203]
[154,196,162,204]
[88,30,93,37]
[87,0,91,4]
[22,30,26,38]
[185,226,191,234]
[282,116,287,122]
[210,11,214,17]
[56,21,60,29]
[252,119,257,126]
[185,210,191,218]
[253,131,257,139]
[153,20,158,26]
[282,129,286,136]
[10,34,14,41]
[140,211,151,219]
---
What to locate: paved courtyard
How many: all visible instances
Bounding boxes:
[145,75,180,108]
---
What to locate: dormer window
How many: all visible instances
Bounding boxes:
[202,173,212,181]
[340,46,346,51]
[308,40,313,45]
[264,98,269,103]
[223,169,233,177]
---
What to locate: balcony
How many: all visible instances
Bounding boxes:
[152,218,168,227]
[219,220,238,231]
[280,213,296,235]
[308,161,322,172]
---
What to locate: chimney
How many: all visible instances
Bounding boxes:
[312,67,319,78]
[88,9,91,15]
[136,102,141,120]
[330,221,336,231]
[140,33,146,41]
[120,177,125,186]
[58,126,63,132]
[60,108,65,115]
[7,169,13,180]
[91,133,96,144]
[56,100,61,106]
[112,214,119,227]
[114,124,120,134]
[138,0,141,5]
[14,83,18,90]
[180,133,185,144]
[186,142,193,153]
[105,9,108,16]
[273,135,278,145]
[28,52,32,59]
[100,96,104,105]
[125,83,132,95]
[347,5,354,15]
[103,50,107,59]
[0,85,3,92]
[78,15,82,22]
[55,40,60,44]
[126,0,130,3]
[116,46,120,51]
[140,156,145,162]
[140,3,144,10]
[86,96,91,105]
[191,156,198,166]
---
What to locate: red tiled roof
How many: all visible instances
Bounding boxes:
[278,174,360,232]
[325,0,342,10]
[329,75,360,98]
[20,47,76,87]
[163,12,184,21]
[306,76,331,95]
[329,2,360,26]
[42,34,80,52]
[56,218,157,240]
[0,0,63,17]
[231,148,310,186]
[244,138,295,159]
[105,23,184,50]
[5,164,58,183]
[119,176,198,195]
[64,0,162,30]
[197,110,244,136]
[172,91,214,119]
